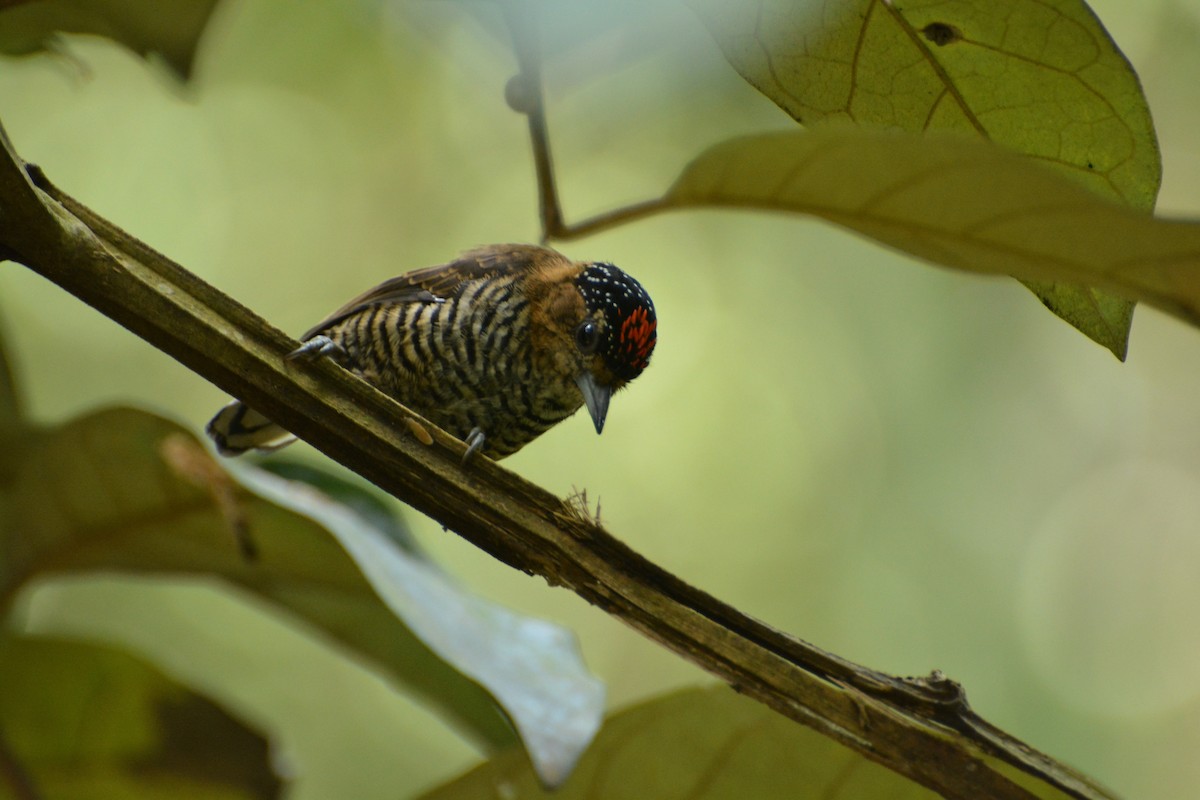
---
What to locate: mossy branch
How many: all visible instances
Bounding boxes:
[0,120,1114,800]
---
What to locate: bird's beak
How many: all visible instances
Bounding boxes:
[575,372,612,434]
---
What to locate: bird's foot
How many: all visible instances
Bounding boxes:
[287,335,347,363]
[462,427,487,464]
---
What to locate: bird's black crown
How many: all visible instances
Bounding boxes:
[576,263,657,382]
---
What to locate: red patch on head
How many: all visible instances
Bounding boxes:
[620,306,657,370]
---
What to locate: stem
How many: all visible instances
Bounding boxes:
[503,1,564,241]
[544,197,672,241]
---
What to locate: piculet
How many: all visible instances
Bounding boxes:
[206,243,658,460]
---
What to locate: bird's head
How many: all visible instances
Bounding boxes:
[570,262,657,434]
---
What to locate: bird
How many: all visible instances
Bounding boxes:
[206,243,657,460]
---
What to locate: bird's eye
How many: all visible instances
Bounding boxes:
[575,320,600,354]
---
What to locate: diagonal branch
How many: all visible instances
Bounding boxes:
[0,120,1114,800]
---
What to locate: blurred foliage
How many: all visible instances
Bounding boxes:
[0,632,280,799]
[0,401,605,790]
[421,685,940,800]
[1,0,1200,798]
[0,0,218,77]
[0,320,18,412]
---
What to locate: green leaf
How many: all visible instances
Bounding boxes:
[257,458,424,556]
[0,0,220,78]
[690,0,1160,204]
[0,407,604,788]
[663,128,1200,338]
[1019,278,1134,360]
[0,631,281,799]
[689,0,1162,357]
[419,685,938,799]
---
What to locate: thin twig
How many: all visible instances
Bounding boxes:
[502,1,564,241]
[501,2,669,242]
[542,197,673,241]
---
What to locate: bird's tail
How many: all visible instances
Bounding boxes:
[206,401,296,456]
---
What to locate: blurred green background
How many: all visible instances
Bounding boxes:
[3,0,1200,796]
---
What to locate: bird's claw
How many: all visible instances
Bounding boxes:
[462,427,486,464]
[288,335,347,363]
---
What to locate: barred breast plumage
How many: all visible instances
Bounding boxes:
[206,243,657,460]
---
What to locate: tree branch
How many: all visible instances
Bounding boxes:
[0,120,1114,800]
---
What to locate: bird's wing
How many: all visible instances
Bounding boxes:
[301,243,566,338]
